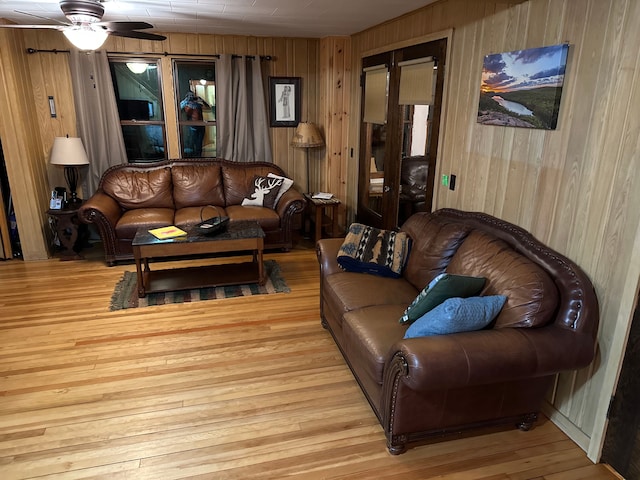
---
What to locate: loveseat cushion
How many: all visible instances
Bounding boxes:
[103,167,174,209]
[115,208,175,239]
[400,213,472,290]
[343,305,408,394]
[324,272,418,315]
[171,164,225,209]
[446,230,559,328]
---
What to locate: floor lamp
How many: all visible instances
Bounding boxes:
[291,122,324,194]
[49,136,90,205]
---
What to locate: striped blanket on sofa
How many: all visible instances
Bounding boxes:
[337,223,411,278]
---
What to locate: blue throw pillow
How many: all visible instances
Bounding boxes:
[404,295,507,338]
[399,273,486,324]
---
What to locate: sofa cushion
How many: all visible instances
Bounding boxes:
[241,175,283,208]
[324,272,417,314]
[446,230,559,328]
[343,305,408,390]
[115,208,175,239]
[399,273,486,325]
[337,223,411,278]
[404,295,507,338]
[103,167,174,210]
[225,205,280,230]
[175,205,227,226]
[400,213,472,290]
[222,164,284,206]
[172,164,225,209]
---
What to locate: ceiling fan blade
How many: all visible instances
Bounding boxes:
[14,10,70,26]
[98,21,154,31]
[108,30,167,41]
[0,24,65,30]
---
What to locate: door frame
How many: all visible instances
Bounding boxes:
[356,30,452,230]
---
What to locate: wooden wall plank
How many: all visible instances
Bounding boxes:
[0,27,52,260]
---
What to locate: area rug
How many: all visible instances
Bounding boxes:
[110,259,290,310]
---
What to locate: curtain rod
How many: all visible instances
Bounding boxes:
[26,48,273,60]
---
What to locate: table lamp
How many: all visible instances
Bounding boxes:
[49,136,90,205]
[291,122,324,194]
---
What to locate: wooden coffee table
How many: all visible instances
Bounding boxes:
[132,221,265,298]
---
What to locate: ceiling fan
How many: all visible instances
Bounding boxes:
[0,0,166,50]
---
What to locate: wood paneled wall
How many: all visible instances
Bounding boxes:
[319,36,351,231]
[0,26,59,261]
[0,29,322,260]
[348,0,640,462]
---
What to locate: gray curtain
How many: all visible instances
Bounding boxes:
[216,54,272,163]
[68,50,127,197]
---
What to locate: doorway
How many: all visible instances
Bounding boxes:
[601,290,640,478]
[357,38,447,230]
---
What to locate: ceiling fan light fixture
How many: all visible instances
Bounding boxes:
[63,26,108,51]
[126,62,148,74]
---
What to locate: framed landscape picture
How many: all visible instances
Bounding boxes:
[478,44,569,130]
[269,77,301,127]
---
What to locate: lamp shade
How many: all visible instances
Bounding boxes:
[291,122,324,148]
[50,137,90,166]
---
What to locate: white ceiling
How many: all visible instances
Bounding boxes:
[0,0,438,38]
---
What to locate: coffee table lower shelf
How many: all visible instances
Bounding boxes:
[140,262,263,297]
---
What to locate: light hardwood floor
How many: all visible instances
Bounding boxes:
[0,242,621,479]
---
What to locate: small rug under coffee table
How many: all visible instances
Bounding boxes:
[110,259,289,311]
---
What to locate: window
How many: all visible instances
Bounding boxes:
[109,59,166,162]
[174,61,216,158]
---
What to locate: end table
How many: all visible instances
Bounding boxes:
[304,194,341,242]
[47,202,86,260]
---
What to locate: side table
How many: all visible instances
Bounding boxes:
[47,203,86,260]
[304,194,341,242]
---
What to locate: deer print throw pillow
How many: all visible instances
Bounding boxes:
[267,173,294,207]
[241,175,284,209]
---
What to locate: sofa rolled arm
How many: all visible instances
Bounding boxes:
[316,238,344,276]
[276,188,306,218]
[387,325,596,393]
[78,192,123,265]
[275,188,305,249]
[78,191,121,228]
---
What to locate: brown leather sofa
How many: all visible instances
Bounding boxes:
[79,159,306,265]
[316,209,599,454]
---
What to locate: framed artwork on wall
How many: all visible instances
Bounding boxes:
[478,43,569,130]
[269,77,301,127]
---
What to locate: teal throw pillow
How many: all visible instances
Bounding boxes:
[404,295,507,338]
[399,273,486,325]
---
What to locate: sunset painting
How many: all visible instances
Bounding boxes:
[478,44,569,129]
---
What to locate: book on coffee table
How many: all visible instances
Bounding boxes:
[148,226,187,239]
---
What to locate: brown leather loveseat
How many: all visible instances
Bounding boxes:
[79,158,306,265]
[316,209,599,454]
